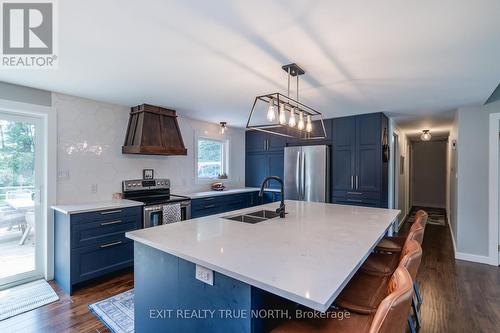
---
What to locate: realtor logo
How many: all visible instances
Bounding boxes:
[1,0,57,68]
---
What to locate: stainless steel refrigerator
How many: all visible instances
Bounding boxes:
[284,145,330,202]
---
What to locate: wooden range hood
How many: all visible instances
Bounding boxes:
[122,104,187,156]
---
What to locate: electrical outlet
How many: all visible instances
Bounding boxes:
[195,264,213,285]
[91,184,98,194]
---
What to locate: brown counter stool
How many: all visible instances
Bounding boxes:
[335,240,423,333]
[376,210,428,253]
[271,267,414,333]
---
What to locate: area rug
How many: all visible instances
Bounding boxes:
[0,279,59,321]
[88,289,134,333]
[409,206,446,226]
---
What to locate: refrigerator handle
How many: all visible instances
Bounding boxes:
[295,150,301,198]
[301,152,306,200]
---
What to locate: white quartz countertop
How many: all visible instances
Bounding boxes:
[183,187,279,199]
[51,199,143,215]
[126,200,400,312]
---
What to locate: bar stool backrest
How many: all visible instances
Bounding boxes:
[368,267,414,333]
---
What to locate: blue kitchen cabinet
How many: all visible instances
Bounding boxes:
[245,151,284,189]
[54,206,142,294]
[286,118,333,146]
[191,192,260,219]
[331,112,389,208]
[245,130,286,153]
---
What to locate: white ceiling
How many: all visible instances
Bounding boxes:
[1,0,500,130]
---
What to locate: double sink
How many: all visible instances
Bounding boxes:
[223,210,281,224]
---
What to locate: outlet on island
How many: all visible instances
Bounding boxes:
[195,264,213,286]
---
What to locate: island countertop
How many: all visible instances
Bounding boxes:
[126,200,400,312]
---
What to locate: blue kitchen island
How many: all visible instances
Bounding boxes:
[126,200,399,333]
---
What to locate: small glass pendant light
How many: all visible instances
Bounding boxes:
[288,108,297,127]
[279,103,287,125]
[220,122,227,135]
[305,115,312,132]
[297,111,305,130]
[266,98,276,121]
[420,130,431,141]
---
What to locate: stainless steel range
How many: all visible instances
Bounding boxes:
[122,179,191,228]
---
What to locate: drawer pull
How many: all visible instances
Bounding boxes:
[100,220,122,226]
[203,204,216,209]
[347,192,363,195]
[100,210,122,215]
[203,197,215,201]
[100,240,123,248]
[347,199,363,203]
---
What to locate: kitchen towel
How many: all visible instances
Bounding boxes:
[162,204,181,224]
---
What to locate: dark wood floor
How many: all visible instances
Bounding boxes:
[0,222,499,332]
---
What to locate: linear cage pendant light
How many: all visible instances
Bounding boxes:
[246,63,327,140]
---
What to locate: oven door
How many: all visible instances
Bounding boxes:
[143,201,191,228]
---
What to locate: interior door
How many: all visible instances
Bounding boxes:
[284,146,301,200]
[0,112,44,288]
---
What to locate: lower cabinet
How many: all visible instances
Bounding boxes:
[190,191,281,219]
[54,206,142,294]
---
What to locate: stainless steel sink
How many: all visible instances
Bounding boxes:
[223,210,281,224]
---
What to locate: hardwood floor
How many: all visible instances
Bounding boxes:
[0,221,498,332]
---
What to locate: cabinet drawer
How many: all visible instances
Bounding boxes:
[71,206,142,225]
[71,214,140,249]
[71,236,133,284]
[333,197,380,207]
[332,190,380,201]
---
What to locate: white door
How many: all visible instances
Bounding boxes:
[0,112,44,288]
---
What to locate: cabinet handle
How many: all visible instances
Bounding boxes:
[100,240,122,248]
[203,197,215,201]
[347,199,363,203]
[100,210,122,215]
[355,176,359,189]
[347,192,363,195]
[350,176,354,189]
[100,220,122,226]
[264,140,267,151]
[203,204,216,209]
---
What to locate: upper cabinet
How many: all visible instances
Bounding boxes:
[331,113,388,208]
[245,130,286,153]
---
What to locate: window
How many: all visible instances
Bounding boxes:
[196,137,228,180]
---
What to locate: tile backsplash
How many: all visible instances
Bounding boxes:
[54,93,245,204]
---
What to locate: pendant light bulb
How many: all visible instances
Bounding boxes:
[267,98,276,122]
[297,111,305,130]
[279,104,287,125]
[306,115,312,132]
[288,108,297,127]
[420,130,431,141]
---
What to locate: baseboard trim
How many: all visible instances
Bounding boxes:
[447,222,494,265]
[455,252,492,265]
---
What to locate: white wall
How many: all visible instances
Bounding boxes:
[53,93,246,205]
[450,100,500,262]
[411,141,447,208]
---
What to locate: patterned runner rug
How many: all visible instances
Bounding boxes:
[88,289,134,333]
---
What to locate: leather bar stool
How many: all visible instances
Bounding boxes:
[361,224,424,277]
[271,266,414,333]
[376,210,428,253]
[335,240,423,333]
[335,240,422,314]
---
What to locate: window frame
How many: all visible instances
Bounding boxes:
[195,134,230,184]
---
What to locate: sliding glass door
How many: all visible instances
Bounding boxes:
[0,112,43,288]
